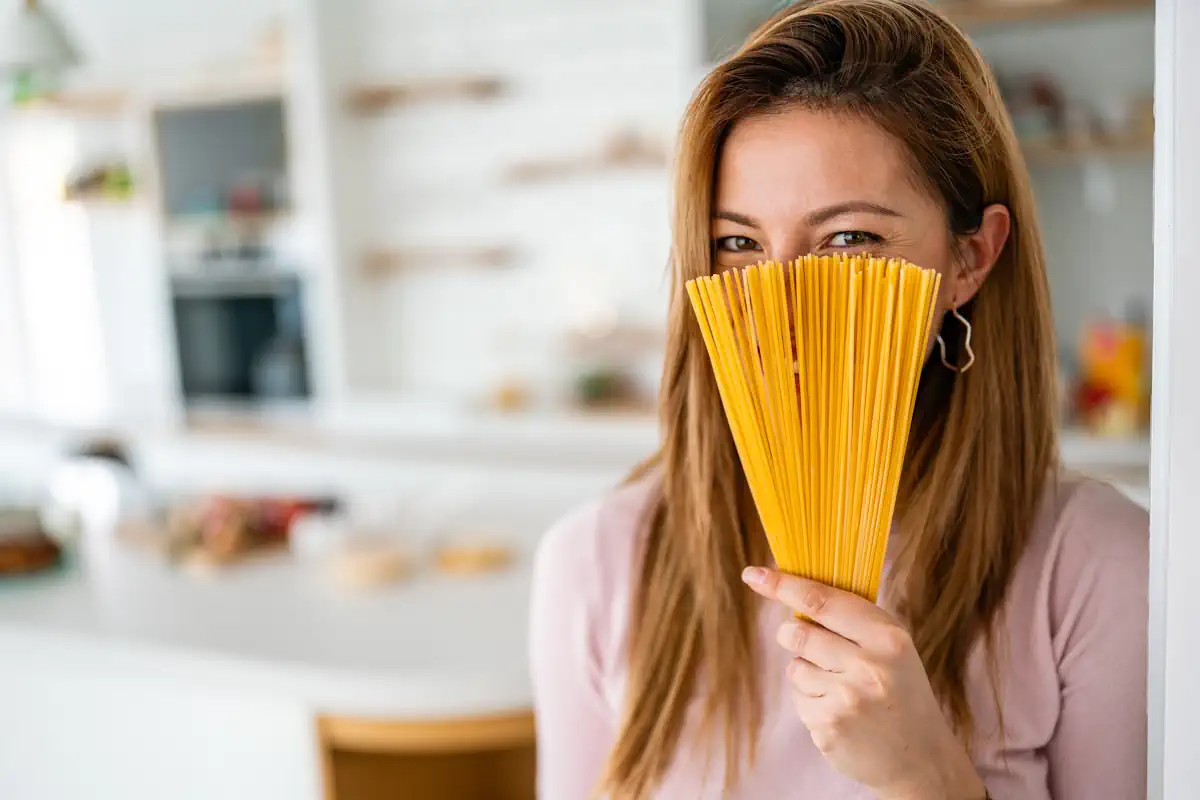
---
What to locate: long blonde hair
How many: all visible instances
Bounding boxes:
[602,1,1059,796]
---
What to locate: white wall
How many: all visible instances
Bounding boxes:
[329,2,1155,403]
[687,1,1155,362]
[5,0,691,416]
[0,0,291,426]
[0,110,28,417]
[319,0,689,403]
[973,15,1156,351]
[50,0,284,86]
[2,114,111,425]
[0,0,1156,421]
[1149,0,1200,794]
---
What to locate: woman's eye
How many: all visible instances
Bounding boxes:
[826,231,881,249]
[715,236,762,253]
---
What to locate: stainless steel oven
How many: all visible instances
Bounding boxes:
[169,272,309,404]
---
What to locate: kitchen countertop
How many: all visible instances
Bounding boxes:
[0,403,1150,727]
[0,398,1150,475]
[0,542,534,721]
[0,452,1149,728]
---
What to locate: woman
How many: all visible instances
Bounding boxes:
[530,1,1149,798]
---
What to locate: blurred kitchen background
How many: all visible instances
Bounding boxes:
[0,1,1154,799]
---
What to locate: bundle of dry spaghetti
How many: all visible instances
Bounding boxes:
[686,255,941,603]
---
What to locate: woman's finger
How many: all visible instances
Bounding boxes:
[776,619,854,672]
[742,566,888,645]
[787,656,837,699]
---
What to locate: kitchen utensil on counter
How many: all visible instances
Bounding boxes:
[1073,302,1150,436]
[41,438,151,543]
[175,495,339,566]
[117,494,340,573]
[290,510,351,561]
[251,331,308,400]
[329,541,415,590]
[687,255,940,602]
[0,508,63,579]
[433,540,515,576]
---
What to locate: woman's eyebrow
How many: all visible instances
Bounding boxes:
[713,209,759,227]
[806,202,902,226]
[713,202,902,229]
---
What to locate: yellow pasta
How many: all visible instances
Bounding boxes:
[686,255,941,603]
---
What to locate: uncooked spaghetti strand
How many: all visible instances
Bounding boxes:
[836,258,859,593]
[693,277,782,536]
[721,269,778,514]
[868,268,941,599]
[814,255,832,583]
[849,262,878,594]
[840,260,860,591]
[866,263,930,599]
[856,259,885,595]
[791,258,811,572]
[826,257,846,590]
[728,271,791,541]
[738,265,797,546]
[843,262,865,592]
[871,263,911,529]
[689,278,763,496]
[859,258,896,595]
[860,260,901,589]
[782,260,807,563]
[830,256,849,588]
[783,260,811,571]
[846,260,867,596]
[858,264,898,600]
[689,278,761,485]
[796,257,817,578]
[745,265,793,541]
[796,257,818,576]
[764,262,804,563]
[729,269,779,479]
[838,260,861,586]
[812,254,828,579]
[749,262,793,561]
[827,257,844,588]
[759,262,800,549]
[864,269,915,600]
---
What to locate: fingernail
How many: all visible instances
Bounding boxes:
[742,566,768,585]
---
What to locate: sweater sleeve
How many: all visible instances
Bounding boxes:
[1046,483,1149,800]
[529,504,616,799]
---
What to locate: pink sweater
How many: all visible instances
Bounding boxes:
[530,474,1149,799]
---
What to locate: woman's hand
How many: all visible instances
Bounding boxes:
[741,566,987,800]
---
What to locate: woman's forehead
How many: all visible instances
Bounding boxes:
[715,109,933,222]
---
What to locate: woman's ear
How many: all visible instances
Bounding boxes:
[952,203,1010,305]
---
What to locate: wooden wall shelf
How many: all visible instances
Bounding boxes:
[1022,132,1153,165]
[564,324,667,357]
[346,77,505,114]
[12,69,287,117]
[15,89,129,116]
[166,210,293,227]
[65,195,141,209]
[504,131,667,184]
[364,246,518,274]
[943,0,1153,28]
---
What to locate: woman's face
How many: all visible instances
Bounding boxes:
[712,108,1009,354]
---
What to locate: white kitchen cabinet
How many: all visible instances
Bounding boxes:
[0,652,321,800]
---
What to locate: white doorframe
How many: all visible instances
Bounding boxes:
[1149,0,1200,795]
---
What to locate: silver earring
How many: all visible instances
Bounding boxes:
[936,306,975,373]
